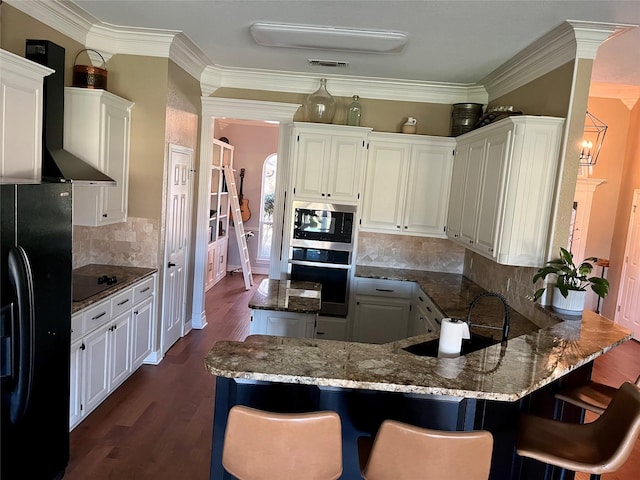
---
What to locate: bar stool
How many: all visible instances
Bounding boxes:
[555,374,640,415]
[222,405,343,480]
[361,419,494,480]
[517,381,640,480]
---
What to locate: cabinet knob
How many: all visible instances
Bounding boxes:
[80,343,86,351]
[454,234,459,238]
[102,213,108,218]
[396,225,401,229]
[469,240,474,244]
[321,193,325,196]
[404,226,408,229]
[168,262,176,268]
[327,193,331,197]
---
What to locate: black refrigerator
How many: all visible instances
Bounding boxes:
[1,179,72,479]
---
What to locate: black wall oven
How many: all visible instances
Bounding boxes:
[289,203,355,317]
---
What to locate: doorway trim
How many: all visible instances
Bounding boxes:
[191,97,300,329]
[615,189,640,337]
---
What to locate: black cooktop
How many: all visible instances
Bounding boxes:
[72,274,118,302]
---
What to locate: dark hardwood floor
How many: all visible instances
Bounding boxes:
[65,273,640,479]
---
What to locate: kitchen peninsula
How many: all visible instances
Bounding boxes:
[207,308,631,479]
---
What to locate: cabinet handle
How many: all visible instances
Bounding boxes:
[91,311,107,321]
[134,310,139,315]
[140,287,150,293]
[454,234,459,238]
[418,296,424,302]
[81,343,86,351]
[396,225,401,229]
[375,288,394,292]
[220,255,224,263]
[469,240,474,244]
[426,306,432,313]
[117,298,129,306]
[102,213,108,218]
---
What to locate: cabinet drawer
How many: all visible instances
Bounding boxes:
[71,312,84,343]
[111,288,134,317]
[133,276,155,304]
[82,299,111,332]
[356,278,413,299]
[414,288,445,323]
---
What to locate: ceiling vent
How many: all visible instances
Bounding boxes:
[308,59,349,68]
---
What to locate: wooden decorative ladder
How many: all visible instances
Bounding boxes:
[223,165,253,290]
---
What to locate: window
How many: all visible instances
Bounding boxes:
[257,154,277,261]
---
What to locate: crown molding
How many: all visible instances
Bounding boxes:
[482,20,630,100]
[0,48,54,77]
[201,65,488,104]
[589,82,640,110]
[201,97,300,122]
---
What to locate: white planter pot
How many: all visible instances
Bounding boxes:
[551,287,587,316]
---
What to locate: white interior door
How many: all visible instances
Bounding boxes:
[616,189,640,339]
[162,144,193,354]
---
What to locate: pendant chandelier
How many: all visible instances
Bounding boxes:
[579,110,608,167]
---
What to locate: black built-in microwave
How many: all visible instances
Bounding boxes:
[292,202,355,245]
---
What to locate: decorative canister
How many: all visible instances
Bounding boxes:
[450,103,483,136]
[305,78,336,124]
[72,49,108,90]
[402,117,417,134]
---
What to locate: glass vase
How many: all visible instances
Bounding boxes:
[346,95,361,126]
[305,78,336,124]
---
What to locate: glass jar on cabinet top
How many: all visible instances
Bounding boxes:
[346,95,361,126]
[305,78,336,124]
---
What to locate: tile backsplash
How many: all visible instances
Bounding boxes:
[73,217,159,269]
[356,232,465,273]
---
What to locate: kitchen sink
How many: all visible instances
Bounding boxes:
[402,334,499,357]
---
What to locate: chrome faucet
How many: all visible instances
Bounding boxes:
[466,292,511,343]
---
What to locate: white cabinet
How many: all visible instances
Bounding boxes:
[291,123,370,204]
[250,309,317,338]
[69,273,157,430]
[0,50,52,179]
[446,116,564,266]
[315,315,348,341]
[410,286,443,336]
[205,242,217,291]
[361,133,455,237]
[64,87,134,226]
[351,278,413,344]
[214,236,229,285]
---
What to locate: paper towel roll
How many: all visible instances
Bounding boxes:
[438,318,471,357]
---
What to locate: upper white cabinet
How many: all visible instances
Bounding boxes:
[291,123,370,204]
[360,133,455,237]
[0,50,52,180]
[447,116,564,266]
[64,87,134,226]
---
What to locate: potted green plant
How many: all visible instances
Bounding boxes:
[532,247,609,316]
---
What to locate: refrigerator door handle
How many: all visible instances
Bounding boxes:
[7,246,35,424]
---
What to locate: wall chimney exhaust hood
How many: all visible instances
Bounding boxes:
[25,40,116,186]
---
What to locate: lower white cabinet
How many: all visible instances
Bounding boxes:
[315,315,348,341]
[69,273,156,430]
[351,278,412,344]
[410,287,443,336]
[250,309,317,338]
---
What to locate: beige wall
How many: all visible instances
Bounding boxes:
[213,87,453,136]
[602,101,640,319]
[0,4,85,78]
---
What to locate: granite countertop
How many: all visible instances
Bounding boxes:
[206,310,632,402]
[355,265,540,339]
[249,279,322,313]
[72,264,157,313]
[207,266,632,401]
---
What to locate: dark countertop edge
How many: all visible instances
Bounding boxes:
[72,266,158,313]
[250,305,321,314]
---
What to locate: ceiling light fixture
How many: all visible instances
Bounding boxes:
[579,110,608,167]
[250,22,408,54]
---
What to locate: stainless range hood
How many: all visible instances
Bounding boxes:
[26,40,116,186]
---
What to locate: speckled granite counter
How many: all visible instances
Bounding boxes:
[72,264,157,313]
[355,265,540,339]
[206,310,631,402]
[248,279,321,313]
